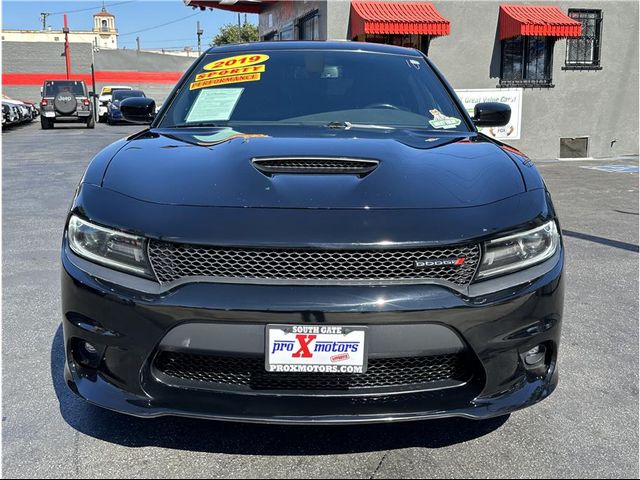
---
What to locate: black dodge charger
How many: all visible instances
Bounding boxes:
[61,42,564,424]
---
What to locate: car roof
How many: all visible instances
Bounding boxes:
[204,41,421,56]
[114,89,144,95]
[43,79,86,84]
[102,86,132,90]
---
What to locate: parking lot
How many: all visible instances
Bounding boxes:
[2,120,638,478]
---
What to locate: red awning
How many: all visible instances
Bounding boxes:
[184,0,271,14]
[499,5,582,40]
[350,1,450,37]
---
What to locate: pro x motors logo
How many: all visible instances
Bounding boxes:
[414,257,466,268]
[271,333,360,359]
[267,325,367,373]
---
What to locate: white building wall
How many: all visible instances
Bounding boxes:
[2,30,118,49]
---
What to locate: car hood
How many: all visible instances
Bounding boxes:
[100,125,526,209]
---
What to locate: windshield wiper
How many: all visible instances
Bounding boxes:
[325,121,395,130]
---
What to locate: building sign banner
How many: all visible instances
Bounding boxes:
[455,88,523,140]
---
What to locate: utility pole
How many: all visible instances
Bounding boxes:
[136,36,140,52]
[40,12,50,30]
[63,14,71,80]
[91,49,98,121]
[196,21,203,56]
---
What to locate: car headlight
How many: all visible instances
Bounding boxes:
[476,220,560,280]
[67,215,155,279]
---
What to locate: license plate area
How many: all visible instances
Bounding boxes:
[265,325,368,374]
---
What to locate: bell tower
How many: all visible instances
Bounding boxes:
[92,3,118,49]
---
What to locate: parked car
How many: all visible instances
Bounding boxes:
[97,85,132,123]
[107,89,153,125]
[8,104,20,124]
[2,96,36,128]
[2,102,18,126]
[16,103,30,122]
[23,102,39,120]
[40,80,94,129]
[2,102,13,127]
[61,41,564,424]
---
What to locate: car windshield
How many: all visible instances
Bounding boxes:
[113,90,145,101]
[44,81,85,97]
[158,49,470,132]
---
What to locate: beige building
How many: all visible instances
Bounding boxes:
[1,7,118,49]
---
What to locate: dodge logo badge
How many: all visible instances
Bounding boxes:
[415,257,465,268]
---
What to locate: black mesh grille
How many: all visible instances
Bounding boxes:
[154,351,471,392]
[252,157,379,176]
[148,243,481,286]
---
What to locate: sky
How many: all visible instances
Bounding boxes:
[2,0,258,50]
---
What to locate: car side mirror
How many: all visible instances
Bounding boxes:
[120,97,156,124]
[472,102,511,128]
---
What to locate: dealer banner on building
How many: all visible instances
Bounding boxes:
[455,88,523,140]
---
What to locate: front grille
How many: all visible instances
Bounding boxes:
[252,157,379,176]
[148,242,481,286]
[154,351,471,392]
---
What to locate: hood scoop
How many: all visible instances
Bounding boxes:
[252,157,379,177]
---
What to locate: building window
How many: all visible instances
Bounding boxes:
[361,34,431,56]
[298,10,320,40]
[500,35,554,87]
[565,9,603,69]
[101,19,108,32]
[280,23,294,41]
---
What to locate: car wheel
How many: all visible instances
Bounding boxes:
[86,115,95,129]
[40,117,53,129]
[98,115,106,123]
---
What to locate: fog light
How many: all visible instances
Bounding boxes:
[72,339,102,369]
[83,342,97,355]
[524,344,546,366]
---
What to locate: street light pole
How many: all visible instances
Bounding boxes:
[197,21,203,56]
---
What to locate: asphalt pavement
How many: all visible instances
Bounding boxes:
[2,120,638,478]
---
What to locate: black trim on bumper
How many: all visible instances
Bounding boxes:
[61,246,564,424]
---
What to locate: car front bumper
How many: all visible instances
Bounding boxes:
[108,109,123,121]
[61,240,564,424]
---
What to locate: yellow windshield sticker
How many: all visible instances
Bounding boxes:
[203,54,269,71]
[195,64,265,82]
[190,73,262,90]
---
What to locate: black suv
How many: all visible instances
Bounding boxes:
[40,80,94,129]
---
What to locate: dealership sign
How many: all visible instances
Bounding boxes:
[455,88,523,140]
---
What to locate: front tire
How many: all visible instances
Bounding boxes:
[98,115,107,123]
